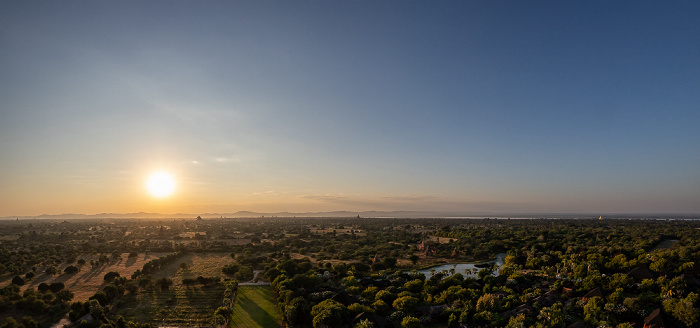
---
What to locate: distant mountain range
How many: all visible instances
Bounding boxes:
[2,211,697,220]
[2,210,476,220]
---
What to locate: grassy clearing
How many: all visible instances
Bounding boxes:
[152,252,234,284]
[230,286,282,328]
[428,235,458,244]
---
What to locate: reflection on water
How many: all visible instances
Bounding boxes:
[412,253,507,279]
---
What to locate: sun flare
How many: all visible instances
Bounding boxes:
[146,171,176,198]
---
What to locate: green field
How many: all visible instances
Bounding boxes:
[230,286,282,328]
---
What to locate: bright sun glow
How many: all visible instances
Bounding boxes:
[146,171,176,198]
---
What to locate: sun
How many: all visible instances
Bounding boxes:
[146,171,176,198]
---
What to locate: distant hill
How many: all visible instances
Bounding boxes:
[2,210,469,220]
[2,211,698,220]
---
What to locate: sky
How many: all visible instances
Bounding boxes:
[1,1,699,217]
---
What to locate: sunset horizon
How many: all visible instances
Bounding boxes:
[2,2,700,324]
[2,1,699,218]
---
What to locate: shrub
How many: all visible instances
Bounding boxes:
[45,266,59,275]
[64,265,80,274]
[38,282,50,293]
[12,275,25,286]
[49,282,65,293]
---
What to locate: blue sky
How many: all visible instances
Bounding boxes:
[1,1,699,216]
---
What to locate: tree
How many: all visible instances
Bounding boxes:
[663,297,699,327]
[88,299,104,320]
[124,281,139,295]
[409,254,419,265]
[311,299,347,328]
[104,271,120,282]
[37,282,50,293]
[20,317,38,328]
[89,291,108,306]
[607,273,632,290]
[606,254,629,272]
[285,297,309,326]
[11,275,25,286]
[537,303,565,328]
[64,265,79,274]
[45,266,59,275]
[393,296,420,313]
[157,278,173,290]
[375,290,396,304]
[382,257,397,269]
[472,311,498,326]
[583,296,604,324]
[212,306,233,327]
[49,282,65,293]
[506,314,526,328]
[235,266,254,281]
[56,289,74,303]
[447,313,459,328]
[103,284,119,299]
[368,299,388,315]
[1,318,20,328]
[478,266,494,279]
[222,263,240,275]
[401,316,422,328]
[354,319,377,328]
[404,279,423,293]
[476,293,500,312]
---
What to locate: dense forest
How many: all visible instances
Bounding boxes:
[0,217,699,327]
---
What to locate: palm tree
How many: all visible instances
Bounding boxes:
[354,319,377,328]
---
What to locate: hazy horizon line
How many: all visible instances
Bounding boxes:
[2,210,699,220]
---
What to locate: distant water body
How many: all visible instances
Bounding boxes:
[413,253,507,279]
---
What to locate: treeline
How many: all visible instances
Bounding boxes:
[0,282,73,328]
[130,251,185,279]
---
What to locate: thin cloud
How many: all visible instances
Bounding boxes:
[299,194,348,202]
[214,156,240,163]
[252,190,283,196]
[381,195,438,202]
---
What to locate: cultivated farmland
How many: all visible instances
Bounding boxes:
[230,285,282,328]
[114,253,235,327]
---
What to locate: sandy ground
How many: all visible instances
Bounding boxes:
[17,253,169,301]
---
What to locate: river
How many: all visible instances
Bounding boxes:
[411,253,507,279]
